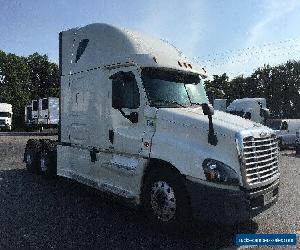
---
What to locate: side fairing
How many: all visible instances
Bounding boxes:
[60,69,111,148]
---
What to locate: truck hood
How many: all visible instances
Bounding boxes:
[156,107,266,140]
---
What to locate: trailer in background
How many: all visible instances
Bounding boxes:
[25,97,59,131]
[0,103,13,131]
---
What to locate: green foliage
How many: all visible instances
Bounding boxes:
[205,61,300,119]
[0,50,59,128]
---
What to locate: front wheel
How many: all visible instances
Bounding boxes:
[142,167,191,230]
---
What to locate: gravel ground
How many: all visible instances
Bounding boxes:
[0,136,299,249]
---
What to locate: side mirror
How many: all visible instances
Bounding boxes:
[201,103,214,116]
[129,112,138,123]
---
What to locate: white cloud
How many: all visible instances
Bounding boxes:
[247,0,300,46]
[212,0,300,77]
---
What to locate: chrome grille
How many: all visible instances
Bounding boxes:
[242,135,279,185]
[0,119,5,125]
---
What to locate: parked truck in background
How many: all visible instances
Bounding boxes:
[25,97,59,131]
[266,119,300,149]
[24,104,33,128]
[0,103,13,131]
[24,23,280,229]
[214,98,270,124]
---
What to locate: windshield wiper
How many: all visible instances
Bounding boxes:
[151,100,187,108]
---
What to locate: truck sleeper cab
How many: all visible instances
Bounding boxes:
[24,23,280,228]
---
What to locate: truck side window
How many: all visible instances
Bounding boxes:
[42,99,48,110]
[75,39,89,63]
[111,72,140,109]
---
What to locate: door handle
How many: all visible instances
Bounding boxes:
[109,130,114,144]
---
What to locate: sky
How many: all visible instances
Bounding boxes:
[1,0,300,77]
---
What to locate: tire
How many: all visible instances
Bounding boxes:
[24,139,41,174]
[38,140,57,178]
[141,166,191,231]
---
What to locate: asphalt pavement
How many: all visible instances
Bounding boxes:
[0,136,299,249]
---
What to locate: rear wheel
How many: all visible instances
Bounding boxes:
[38,140,57,178]
[24,140,41,173]
[142,166,191,231]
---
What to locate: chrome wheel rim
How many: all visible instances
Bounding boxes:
[150,181,176,222]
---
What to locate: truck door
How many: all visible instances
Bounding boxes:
[39,98,49,124]
[89,68,151,199]
[32,100,39,122]
[109,69,144,155]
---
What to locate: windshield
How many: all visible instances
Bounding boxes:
[141,67,208,108]
[266,119,282,130]
[0,112,11,118]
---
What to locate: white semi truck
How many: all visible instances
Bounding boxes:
[0,103,13,131]
[24,23,280,228]
[266,119,300,149]
[25,97,59,131]
[214,98,270,124]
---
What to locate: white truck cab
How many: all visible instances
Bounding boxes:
[24,24,280,228]
[0,103,13,131]
[214,98,270,124]
[267,119,300,149]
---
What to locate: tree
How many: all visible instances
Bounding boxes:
[0,50,59,129]
[204,73,229,103]
[205,61,300,119]
[26,53,59,99]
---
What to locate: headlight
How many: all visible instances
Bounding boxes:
[202,159,240,186]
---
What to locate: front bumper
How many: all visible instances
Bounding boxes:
[185,178,279,225]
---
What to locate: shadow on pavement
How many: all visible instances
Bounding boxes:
[0,168,258,249]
